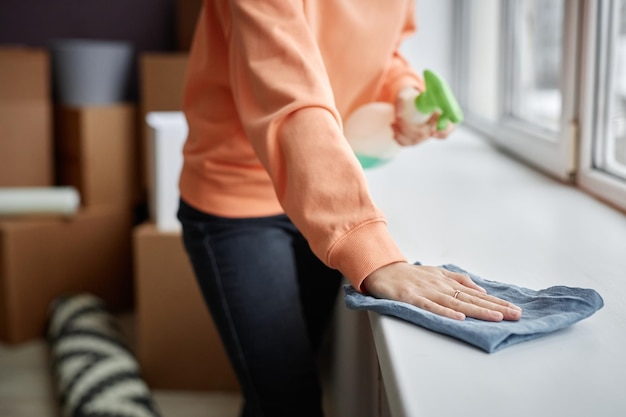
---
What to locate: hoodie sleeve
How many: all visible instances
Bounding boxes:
[375,0,425,103]
[222,0,407,290]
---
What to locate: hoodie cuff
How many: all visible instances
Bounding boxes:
[327,219,407,292]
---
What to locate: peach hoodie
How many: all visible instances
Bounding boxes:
[179,0,424,291]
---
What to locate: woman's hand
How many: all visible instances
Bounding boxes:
[392,87,455,147]
[362,262,523,321]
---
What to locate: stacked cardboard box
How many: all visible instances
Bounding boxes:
[0,207,133,343]
[0,48,53,187]
[134,52,238,391]
[54,104,139,207]
[0,46,137,344]
[140,53,188,120]
[133,224,238,391]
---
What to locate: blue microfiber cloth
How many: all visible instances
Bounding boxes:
[344,263,604,353]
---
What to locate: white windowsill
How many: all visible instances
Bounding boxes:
[360,126,626,417]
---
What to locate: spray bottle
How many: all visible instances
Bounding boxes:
[344,69,463,169]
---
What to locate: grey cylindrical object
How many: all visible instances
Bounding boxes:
[0,187,80,216]
[51,39,133,106]
[47,294,162,417]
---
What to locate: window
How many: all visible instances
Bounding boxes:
[595,0,626,179]
[457,0,626,211]
[579,0,626,209]
[455,0,579,182]
[505,0,564,133]
[460,0,501,122]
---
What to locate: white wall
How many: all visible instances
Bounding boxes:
[400,0,455,85]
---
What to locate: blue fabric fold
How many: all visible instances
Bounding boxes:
[344,263,604,353]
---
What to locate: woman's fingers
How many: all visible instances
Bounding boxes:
[392,119,454,146]
[392,119,431,146]
[445,290,522,321]
[414,296,466,321]
[433,124,455,139]
[440,270,523,320]
[392,114,455,146]
[441,269,487,293]
[363,263,523,322]
[401,288,509,322]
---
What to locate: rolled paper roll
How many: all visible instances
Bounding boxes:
[47,294,162,417]
[0,187,80,216]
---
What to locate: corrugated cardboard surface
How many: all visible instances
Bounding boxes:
[0,47,53,187]
[0,47,49,101]
[0,207,133,344]
[133,223,239,391]
[139,53,188,117]
[54,105,139,207]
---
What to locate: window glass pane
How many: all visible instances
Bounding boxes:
[466,0,501,121]
[608,0,626,177]
[510,0,564,132]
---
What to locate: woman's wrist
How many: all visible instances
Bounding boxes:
[362,261,408,293]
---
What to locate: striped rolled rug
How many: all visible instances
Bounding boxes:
[47,294,161,417]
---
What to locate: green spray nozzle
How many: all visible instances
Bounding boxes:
[414,69,463,131]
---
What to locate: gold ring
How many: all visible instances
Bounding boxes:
[453,290,461,299]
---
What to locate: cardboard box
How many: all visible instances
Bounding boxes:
[133,223,239,391]
[145,112,187,231]
[0,207,133,344]
[139,53,189,194]
[139,53,188,117]
[0,47,53,187]
[176,0,204,51]
[54,105,139,208]
[0,47,49,102]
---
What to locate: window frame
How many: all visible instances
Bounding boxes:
[578,0,626,210]
[454,0,581,183]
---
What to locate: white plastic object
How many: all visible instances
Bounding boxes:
[344,102,401,167]
[0,186,80,216]
[397,87,432,125]
[146,111,188,232]
[344,88,431,168]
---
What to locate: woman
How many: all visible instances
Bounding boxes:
[178,1,522,416]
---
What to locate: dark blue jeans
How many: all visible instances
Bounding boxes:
[177,199,342,417]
